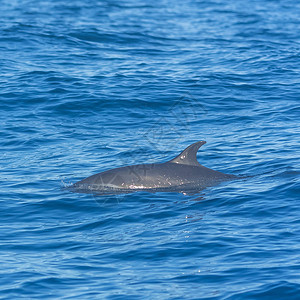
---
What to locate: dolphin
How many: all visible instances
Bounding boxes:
[68,141,237,195]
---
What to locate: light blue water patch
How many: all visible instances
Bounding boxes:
[1,0,299,299]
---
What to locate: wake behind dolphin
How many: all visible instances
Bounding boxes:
[67,141,237,195]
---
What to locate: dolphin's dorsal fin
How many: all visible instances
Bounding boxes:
[169,141,206,166]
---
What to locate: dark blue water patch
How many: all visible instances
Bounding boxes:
[226,281,300,300]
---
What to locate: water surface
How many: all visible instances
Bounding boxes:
[1,0,299,299]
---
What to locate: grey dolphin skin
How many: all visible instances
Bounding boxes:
[69,141,237,195]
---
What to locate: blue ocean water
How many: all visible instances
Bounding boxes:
[1,0,299,298]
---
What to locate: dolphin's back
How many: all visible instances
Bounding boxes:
[73,162,234,191]
[70,141,237,194]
